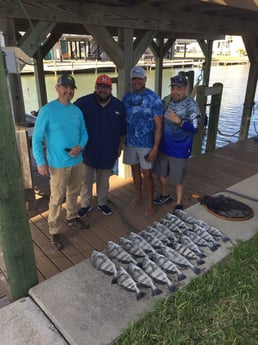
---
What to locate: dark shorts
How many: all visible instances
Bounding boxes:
[153,151,188,184]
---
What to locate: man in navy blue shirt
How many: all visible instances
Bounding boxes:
[75,75,126,216]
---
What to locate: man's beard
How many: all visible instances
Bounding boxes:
[96,93,111,103]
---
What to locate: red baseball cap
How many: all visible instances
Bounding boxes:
[96,74,112,87]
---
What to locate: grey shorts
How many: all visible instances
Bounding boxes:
[153,151,188,184]
[123,145,153,169]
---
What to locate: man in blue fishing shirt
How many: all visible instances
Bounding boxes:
[32,74,88,250]
[153,74,200,210]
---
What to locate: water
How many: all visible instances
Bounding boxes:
[21,64,258,150]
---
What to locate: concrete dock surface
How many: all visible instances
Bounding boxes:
[1,174,257,345]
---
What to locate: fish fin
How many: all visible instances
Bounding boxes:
[136,291,146,301]
[177,272,186,281]
[136,262,143,269]
[192,266,201,275]
[111,277,118,284]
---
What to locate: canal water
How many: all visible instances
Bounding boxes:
[21,64,258,150]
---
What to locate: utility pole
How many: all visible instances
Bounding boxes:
[0,47,38,301]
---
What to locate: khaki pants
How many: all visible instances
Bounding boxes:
[80,164,112,207]
[48,163,83,234]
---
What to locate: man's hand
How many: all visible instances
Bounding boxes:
[68,145,82,157]
[38,164,49,176]
[166,108,182,125]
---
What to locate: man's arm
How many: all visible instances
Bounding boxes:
[148,115,163,161]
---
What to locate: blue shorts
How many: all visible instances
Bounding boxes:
[123,145,153,170]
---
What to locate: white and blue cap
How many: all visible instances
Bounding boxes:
[130,66,146,79]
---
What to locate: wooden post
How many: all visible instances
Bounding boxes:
[192,85,206,156]
[0,48,38,301]
[206,82,223,152]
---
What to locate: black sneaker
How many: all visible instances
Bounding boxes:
[174,204,184,210]
[78,205,93,218]
[50,234,63,250]
[153,194,172,205]
[66,217,90,229]
[97,205,112,216]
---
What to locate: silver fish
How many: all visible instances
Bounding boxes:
[206,225,230,242]
[192,225,220,250]
[127,263,162,296]
[183,229,217,252]
[140,230,165,249]
[151,252,186,281]
[172,242,205,265]
[159,218,184,234]
[173,209,198,224]
[117,266,145,300]
[193,219,210,230]
[142,257,177,292]
[128,232,156,254]
[106,241,138,264]
[91,250,118,284]
[165,213,189,229]
[180,235,207,258]
[159,246,201,275]
[145,225,171,245]
[152,222,178,242]
[119,237,147,258]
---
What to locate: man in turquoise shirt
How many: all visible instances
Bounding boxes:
[33,74,88,250]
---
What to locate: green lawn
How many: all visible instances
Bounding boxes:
[114,231,258,345]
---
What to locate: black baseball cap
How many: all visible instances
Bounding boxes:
[170,74,187,87]
[57,74,77,89]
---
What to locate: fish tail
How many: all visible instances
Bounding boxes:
[136,291,146,300]
[168,283,177,293]
[196,258,205,266]
[209,244,218,252]
[192,266,201,275]
[177,272,186,281]
[152,287,163,296]
[222,236,230,242]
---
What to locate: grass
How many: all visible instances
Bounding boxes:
[114,231,258,345]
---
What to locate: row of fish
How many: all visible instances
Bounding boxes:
[91,209,231,300]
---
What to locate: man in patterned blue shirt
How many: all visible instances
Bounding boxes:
[123,66,163,216]
[153,74,200,210]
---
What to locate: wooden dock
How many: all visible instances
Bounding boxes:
[0,138,258,305]
[21,58,199,75]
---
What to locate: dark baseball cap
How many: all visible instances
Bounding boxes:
[170,74,187,87]
[57,74,77,89]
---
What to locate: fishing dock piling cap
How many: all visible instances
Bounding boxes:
[57,74,77,88]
